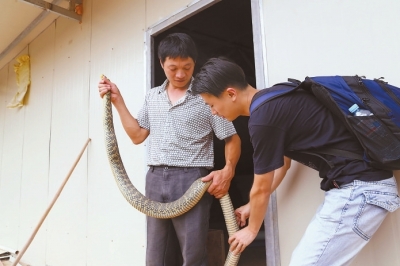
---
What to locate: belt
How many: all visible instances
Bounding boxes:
[150,165,184,170]
[331,179,352,189]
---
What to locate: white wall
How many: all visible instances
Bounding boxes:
[261,0,400,265]
[0,0,195,265]
[1,0,400,265]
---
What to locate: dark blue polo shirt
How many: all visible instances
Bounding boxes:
[249,89,392,191]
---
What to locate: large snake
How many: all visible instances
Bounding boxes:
[102,86,241,265]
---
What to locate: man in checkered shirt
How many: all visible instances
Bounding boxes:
[98,33,241,266]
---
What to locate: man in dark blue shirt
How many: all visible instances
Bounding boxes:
[191,57,400,266]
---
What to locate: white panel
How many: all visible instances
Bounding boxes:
[44,6,92,266]
[0,63,9,246]
[0,0,43,53]
[88,0,147,265]
[0,65,7,182]
[145,0,194,28]
[0,48,28,249]
[262,0,400,265]
[16,22,56,266]
[262,0,400,86]
[276,162,324,265]
[0,1,59,70]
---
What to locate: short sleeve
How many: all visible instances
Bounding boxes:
[210,115,237,140]
[136,92,150,130]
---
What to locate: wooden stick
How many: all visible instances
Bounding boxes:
[9,256,29,266]
[11,138,91,266]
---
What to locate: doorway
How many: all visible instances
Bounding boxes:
[148,0,268,265]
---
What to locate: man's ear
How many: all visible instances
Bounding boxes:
[226,87,237,100]
[160,59,164,69]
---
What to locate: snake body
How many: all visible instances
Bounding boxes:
[103,90,240,265]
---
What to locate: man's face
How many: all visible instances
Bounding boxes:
[201,91,239,121]
[161,56,195,89]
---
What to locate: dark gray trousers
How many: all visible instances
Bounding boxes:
[145,166,212,266]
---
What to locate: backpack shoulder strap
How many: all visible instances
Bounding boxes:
[250,81,300,114]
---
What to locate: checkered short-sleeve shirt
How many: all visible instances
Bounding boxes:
[136,79,237,168]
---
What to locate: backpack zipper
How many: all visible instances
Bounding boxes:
[374,79,400,107]
[357,77,391,113]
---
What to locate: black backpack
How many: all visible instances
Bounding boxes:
[250,75,400,170]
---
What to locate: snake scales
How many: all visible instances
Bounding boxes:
[102,89,241,265]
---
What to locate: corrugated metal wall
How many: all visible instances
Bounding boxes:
[1,0,400,265]
[260,0,400,265]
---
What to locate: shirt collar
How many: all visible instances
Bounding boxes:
[157,78,194,95]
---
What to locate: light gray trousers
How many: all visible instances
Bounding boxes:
[290,176,400,266]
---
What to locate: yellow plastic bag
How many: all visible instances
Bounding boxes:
[7,55,31,108]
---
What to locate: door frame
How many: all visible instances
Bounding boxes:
[144,0,280,265]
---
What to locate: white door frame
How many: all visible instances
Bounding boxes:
[249,1,281,265]
[144,0,280,265]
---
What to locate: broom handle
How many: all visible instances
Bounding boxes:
[12,138,91,266]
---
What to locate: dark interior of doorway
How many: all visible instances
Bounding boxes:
[152,0,265,265]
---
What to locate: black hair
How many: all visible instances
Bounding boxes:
[192,57,248,97]
[158,33,198,63]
